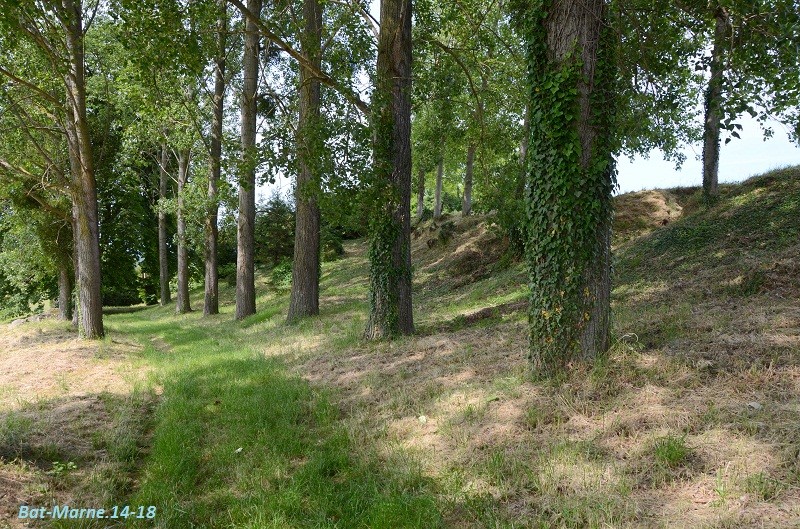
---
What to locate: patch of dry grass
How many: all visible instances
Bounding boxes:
[0,320,154,528]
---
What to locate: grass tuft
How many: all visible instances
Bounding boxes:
[652,434,690,468]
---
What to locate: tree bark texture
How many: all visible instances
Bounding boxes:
[525,0,615,373]
[462,145,475,216]
[205,1,226,316]
[236,0,261,320]
[63,0,103,338]
[176,149,192,314]
[433,157,443,219]
[415,165,425,219]
[58,262,72,321]
[365,0,414,339]
[159,144,171,306]
[287,0,322,322]
[518,103,530,194]
[71,212,79,327]
[702,6,728,201]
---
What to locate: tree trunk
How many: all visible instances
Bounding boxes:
[57,262,72,321]
[236,0,261,320]
[518,103,530,194]
[365,0,414,339]
[71,211,79,327]
[63,0,103,338]
[176,149,192,314]
[462,145,475,216]
[433,157,443,219]
[205,1,226,317]
[287,0,323,322]
[702,6,728,202]
[524,0,615,374]
[415,165,425,219]
[158,144,171,306]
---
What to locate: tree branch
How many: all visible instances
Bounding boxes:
[0,66,61,106]
[226,0,370,116]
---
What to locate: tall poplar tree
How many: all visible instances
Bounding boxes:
[520,0,616,373]
[287,0,323,322]
[236,0,262,320]
[365,0,414,339]
[158,144,172,306]
[0,1,104,338]
[175,148,192,314]
[205,0,227,316]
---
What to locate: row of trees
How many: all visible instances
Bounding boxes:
[0,0,797,371]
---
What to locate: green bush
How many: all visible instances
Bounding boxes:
[270,259,293,290]
[218,263,237,287]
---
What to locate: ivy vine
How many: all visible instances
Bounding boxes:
[519,0,618,374]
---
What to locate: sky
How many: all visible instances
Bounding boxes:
[616,115,800,194]
[260,113,800,201]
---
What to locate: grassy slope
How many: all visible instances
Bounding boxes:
[3,167,798,528]
[114,166,800,528]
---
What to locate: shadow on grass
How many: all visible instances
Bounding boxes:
[123,342,442,528]
[0,391,155,526]
[103,306,151,315]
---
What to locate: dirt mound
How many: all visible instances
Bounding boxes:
[614,190,683,241]
[412,213,510,289]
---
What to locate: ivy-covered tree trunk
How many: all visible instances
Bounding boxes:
[205,1,226,317]
[433,157,443,219]
[702,5,728,202]
[463,145,475,216]
[287,0,322,322]
[416,165,425,219]
[176,149,192,314]
[236,0,261,320]
[365,0,414,339]
[63,0,103,338]
[523,0,616,374]
[158,144,171,306]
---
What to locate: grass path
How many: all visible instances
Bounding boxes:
[108,307,441,529]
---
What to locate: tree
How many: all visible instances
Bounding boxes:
[228,0,376,327]
[433,158,444,219]
[613,0,800,201]
[415,165,425,219]
[287,0,323,322]
[364,0,414,339]
[0,59,74,320]
[205,0,227,316]
[0,204,67,320]
[519,0,616,374]
[413,0,528,240]
[159,145,172,305]
[702,4,728,200]
[176,149,193,314]
[63,0,104,337]
[0,1,104,337]
[236,0,261,320]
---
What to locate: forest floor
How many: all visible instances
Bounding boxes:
[1,165,799,528]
